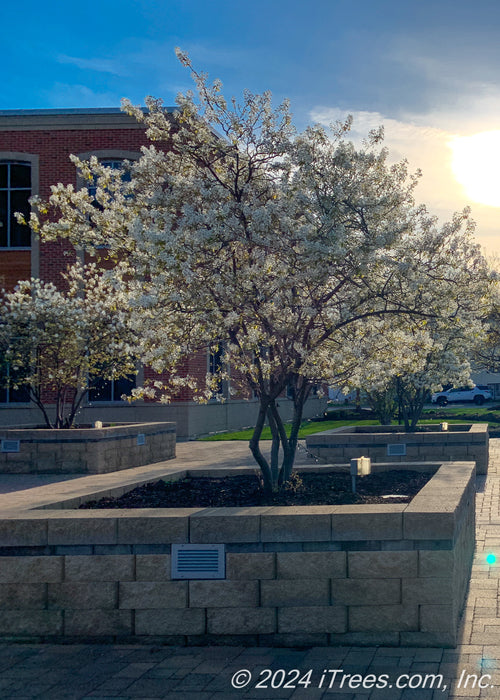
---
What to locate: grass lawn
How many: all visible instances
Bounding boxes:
[200,419,380,441]
[199,404,500,441]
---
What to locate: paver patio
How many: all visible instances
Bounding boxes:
[0,440,499,698]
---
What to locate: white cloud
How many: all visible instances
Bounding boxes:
[43,83,121,108]
[309,105,500,256]
[57,54,128,77]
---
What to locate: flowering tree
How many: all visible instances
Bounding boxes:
[352,314,485,430]
[470,275,500,373]
[0,263,137,428]
[29,52,490,491]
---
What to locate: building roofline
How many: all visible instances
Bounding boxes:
[0,107,175,116]
[0,107,176,132]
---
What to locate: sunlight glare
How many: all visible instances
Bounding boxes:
[450,131,500,207]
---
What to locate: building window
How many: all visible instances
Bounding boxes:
[0,161,31,248]
[87,159,132,200]
[208,344,224,398]
[88,374,136,402]
[0,364,29,403]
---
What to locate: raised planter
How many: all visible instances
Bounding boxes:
[306,423,489,474]
[0,421,176,474]
[0,459,475,647]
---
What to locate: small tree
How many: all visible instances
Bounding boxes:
[471,279,500,374]
[29,52,490,491]
[365,381,398,425]
[0,263,137,428]
[354,318,483,431]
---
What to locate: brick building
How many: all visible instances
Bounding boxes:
[0,108,326,436]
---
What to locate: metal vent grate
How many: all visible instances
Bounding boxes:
[171,544,225,579]
[387,443,406,456]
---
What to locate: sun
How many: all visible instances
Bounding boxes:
[450,131,500,207]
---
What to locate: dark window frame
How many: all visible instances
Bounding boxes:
[0,363,30,404]
[88,373,137,403]
[0,161,31,248]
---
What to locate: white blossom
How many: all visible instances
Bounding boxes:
[0,263,138,428]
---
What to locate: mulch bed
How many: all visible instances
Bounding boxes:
[79,469,431,508]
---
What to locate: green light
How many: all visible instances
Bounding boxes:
[486,553,496,565]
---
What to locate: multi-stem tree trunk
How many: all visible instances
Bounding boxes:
[28,385,88,429]
[396,379,429,432]
[249,378,309,495]
[365,382,398,425]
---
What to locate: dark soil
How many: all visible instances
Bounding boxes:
[79,470,431,509]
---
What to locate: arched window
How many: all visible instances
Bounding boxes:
[0,161,31,247]
[87,159,132,200]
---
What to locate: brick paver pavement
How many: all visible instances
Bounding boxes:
[1,442,500,698]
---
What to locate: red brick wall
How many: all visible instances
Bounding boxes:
[0,250,30,292]
[0,127,151,197]
[142,349,209,403]
[1,127,153,287]
[0,121,259,409]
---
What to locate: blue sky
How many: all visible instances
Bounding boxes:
[4,0,500,253]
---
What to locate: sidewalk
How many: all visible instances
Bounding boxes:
[0,442,498,698]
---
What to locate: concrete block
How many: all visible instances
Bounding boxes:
[135,608,205,635]
[207,607,276,634]
[48,582,116,610]
[64,610,132,636]
[329,631,400,646]
[119,581,187,609]
[260,507,333,542]
[419,550,454,577]
[349,604,418,632]
[263,632,329,647]
[226,553,275,580]
[261,579,329,607]
[402,578,453,604]
[0,610,63,635]
[331,506,404,541]
[420,604,456,633]
[348,551,417,578]
[277,552,345,579]
[189,508,264,543]
[64,555,134,582]
[0,518,47,547]
[47,515,117,545]
[331,578,401,605]
[0,584,46,610]
[400,631,456,647]
[135,554,171,581]
[404,506,456,540]
[0,556,63,583]
[278,605,346,634]
[117,510,191,544]
[189,580,258,608]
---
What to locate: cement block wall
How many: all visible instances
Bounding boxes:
[306,424,489,474]
[0,461,475,647]
[0,396,327,439]
[0,422,176,474]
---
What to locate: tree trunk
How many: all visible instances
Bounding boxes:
[280,383,308,483]
[249,382,309,495]
[249,398,274,494]
[267,403,281,490]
